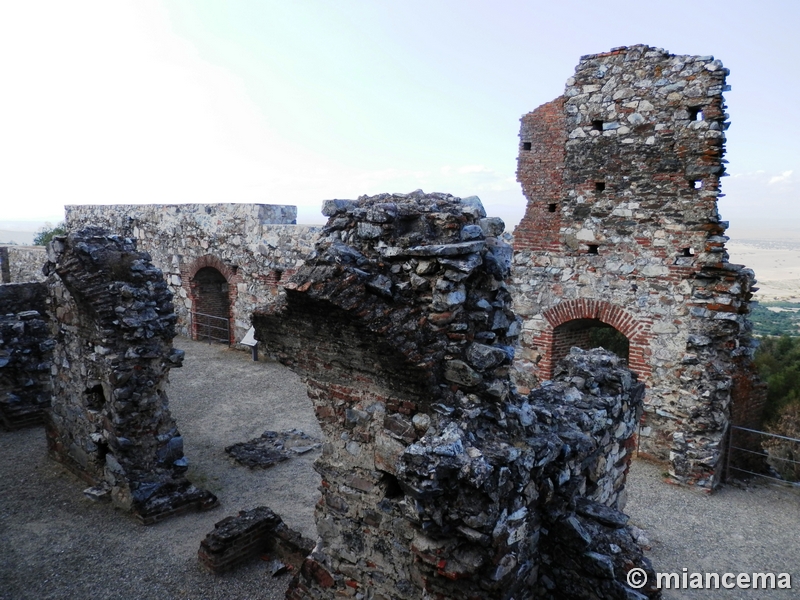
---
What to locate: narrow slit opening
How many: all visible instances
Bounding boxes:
[548,203,557,213]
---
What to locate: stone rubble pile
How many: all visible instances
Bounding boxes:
[225,429,322,469]
[43,228,217,523]
[253,191,658,599]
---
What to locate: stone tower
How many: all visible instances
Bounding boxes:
[511,46,765,487]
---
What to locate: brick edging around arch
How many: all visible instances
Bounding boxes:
[535,299,652,381]
[181,255,243,345]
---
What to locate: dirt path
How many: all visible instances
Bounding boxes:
[1,337,797,599]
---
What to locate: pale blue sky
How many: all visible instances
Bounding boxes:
[1,0,797,238]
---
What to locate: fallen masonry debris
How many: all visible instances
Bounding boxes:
[43,228,218,523]
[225,429,322,469]
[198,506,315,574]
[253,190,659,599]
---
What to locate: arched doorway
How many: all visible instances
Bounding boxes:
[534,299,652,382]
[190,266,231,344]
[552,318,630,366]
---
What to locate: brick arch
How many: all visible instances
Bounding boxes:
[535,299,652,381]
[185,254,241,284]
[182,255,242,344]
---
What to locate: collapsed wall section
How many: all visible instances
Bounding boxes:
[43,228,217,522]
[65,204,320,344]
[253,191,657,599]
[511,45,765,487]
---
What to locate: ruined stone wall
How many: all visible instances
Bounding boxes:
[0,283,52,429]
[0,245,47,283]
[254,191,657,600]
[44,229,217,522]
[511,45,765,487]
[65,204,320,344]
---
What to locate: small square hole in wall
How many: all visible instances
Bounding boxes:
[587,244,599,255]
[688,106,704,121]
[682,248,695,257]
[522,142,532,151]
[595,181,606,192]
[691,179,703,189]
[592,120,603,131]
[548,203,557,213]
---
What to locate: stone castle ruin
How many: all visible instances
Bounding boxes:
[511,45,765,487]
[0,282,51,428]
[0,42,770,599]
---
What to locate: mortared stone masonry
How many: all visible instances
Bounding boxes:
[510,45,766,488]
[253,191,659,600]
[43,229,218,522]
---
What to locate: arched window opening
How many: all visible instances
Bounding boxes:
[552,318,630,367]
[191,266,231,344]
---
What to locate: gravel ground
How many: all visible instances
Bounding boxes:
[626,460,799,599]
[1,337,798,599]
[0,337,321,600]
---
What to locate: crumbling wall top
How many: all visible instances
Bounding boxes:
[255,191,656,599]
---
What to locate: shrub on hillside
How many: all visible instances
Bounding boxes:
[33,222,67,246]
[754,335,800,423]
[763,402,800,482]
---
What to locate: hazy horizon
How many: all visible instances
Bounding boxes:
[1,1,798,235]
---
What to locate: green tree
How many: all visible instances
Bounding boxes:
[755,335,800,423]
[33,222,67,246]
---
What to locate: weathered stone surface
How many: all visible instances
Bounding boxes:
[64,204,320,345]
[0,246,47,283]
[0,287,52,429]
[254,191,656,599]
[43,228,217,523]
[511,45,765,488]
[198,506,315,574]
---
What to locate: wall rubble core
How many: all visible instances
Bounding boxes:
[253,191,659,599]
[43,228,218,523]
[510,45,766,488]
